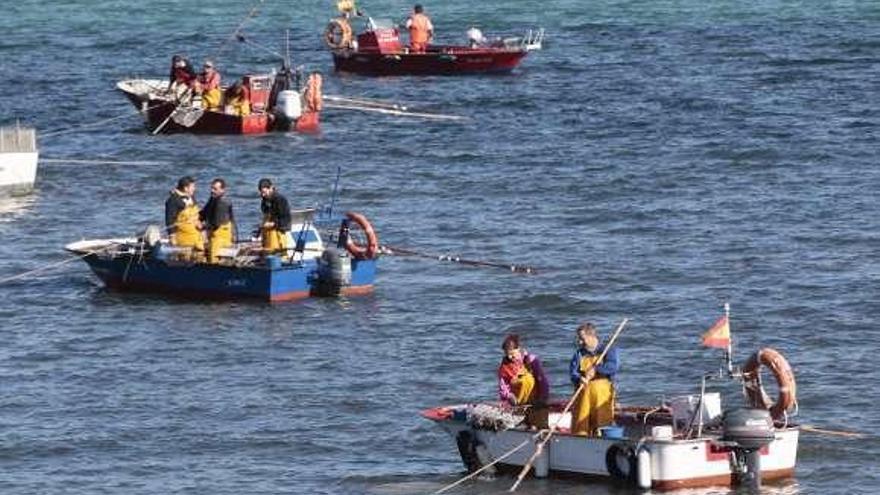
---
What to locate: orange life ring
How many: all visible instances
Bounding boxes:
[742,347,797,420]
[324,18,353,49]
[345,211,379,260]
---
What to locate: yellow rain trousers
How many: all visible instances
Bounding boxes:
[202,88,222,111]
[173,204,205,253]
[207,222,234,264]
[261,216,288,254]
[570,355,615,436]
[512,367,536,405]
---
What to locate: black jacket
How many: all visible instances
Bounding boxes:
[200,195,234,232]
[260,193,291,232]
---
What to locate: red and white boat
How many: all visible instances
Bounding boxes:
[423,347,800,491]
[117,67,320,135]
[326,17,543,76]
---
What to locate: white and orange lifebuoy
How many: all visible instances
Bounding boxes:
[742,347,797,420]
[345,211,379,260]
[324,17,353,49]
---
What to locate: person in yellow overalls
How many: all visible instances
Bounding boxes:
[257,178,292,255]
[199,178,235,264]
[498,334,550,428]
[224,82,250,117]
[164,176,204,258]
[569,322,620,436]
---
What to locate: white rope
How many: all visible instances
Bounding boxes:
[40,102,167,138]
[0,244,118,285]
[323,102,467,121]
[40,158,171,166]
[431,431,542,495]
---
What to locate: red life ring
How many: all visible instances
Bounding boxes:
[742,347,797,420]
[345,211,379,260]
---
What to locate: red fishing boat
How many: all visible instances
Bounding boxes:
[325,17,543,76]
[117,66,322,135]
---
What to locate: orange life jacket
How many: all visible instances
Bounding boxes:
[306,73,323,113]
[409,13,431,44]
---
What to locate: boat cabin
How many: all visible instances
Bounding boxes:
[356,18,402,54]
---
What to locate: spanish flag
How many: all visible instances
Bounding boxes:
[702,315,730,349]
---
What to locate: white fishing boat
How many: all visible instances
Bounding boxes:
[0,125,38,194]
[424,340,800,491]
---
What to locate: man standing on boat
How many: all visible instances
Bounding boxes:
[200,178,235,264]
[569,322,620,436]
[405,4,433,53]
[165,176,204,257]
[258,178,292,256]
[498,334,550,428]
[195,60,222,111]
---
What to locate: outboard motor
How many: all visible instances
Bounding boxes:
[722,408,776,490]
[313,247,352,296]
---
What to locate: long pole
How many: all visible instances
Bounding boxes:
[509,318,630,492]
[724,302,733,375]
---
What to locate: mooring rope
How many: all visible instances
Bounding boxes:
[40,158,171,166]
[379,244,536,273]
[40,101,167,138]
[430,431,542,495]
[0,243,118,285]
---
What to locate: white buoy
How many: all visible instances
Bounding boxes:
[637,447,652,489]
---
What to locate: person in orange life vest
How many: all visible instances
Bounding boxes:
[405,4,433,53]
[168,54,196,100]
[195,60,222,111]
[569,322,620,436]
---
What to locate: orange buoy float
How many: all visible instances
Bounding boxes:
[742,347,797,420]
[345,211,379,260]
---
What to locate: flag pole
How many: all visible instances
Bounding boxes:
[724,302,733,376]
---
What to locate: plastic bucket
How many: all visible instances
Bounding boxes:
[599,425,625,439]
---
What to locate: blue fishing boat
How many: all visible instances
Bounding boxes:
[66,210,379,302]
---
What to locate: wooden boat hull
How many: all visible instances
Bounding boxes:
[77,251,376,302]
[423,403,799,491]
[331,47,529,76]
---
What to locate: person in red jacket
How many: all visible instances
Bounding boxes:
[498,334,550,428]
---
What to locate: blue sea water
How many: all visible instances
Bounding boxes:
[1,1,879,494]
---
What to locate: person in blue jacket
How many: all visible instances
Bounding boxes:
[569,322,620,436]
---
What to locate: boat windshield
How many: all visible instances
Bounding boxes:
[368,17,395,30]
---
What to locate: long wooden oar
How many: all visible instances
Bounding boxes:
[379,244,536,273]
[509,318,630,492]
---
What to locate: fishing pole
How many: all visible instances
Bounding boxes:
[379,244,536,274]
[327,166,342,218]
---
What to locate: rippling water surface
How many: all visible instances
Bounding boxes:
[1,1,879,494]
